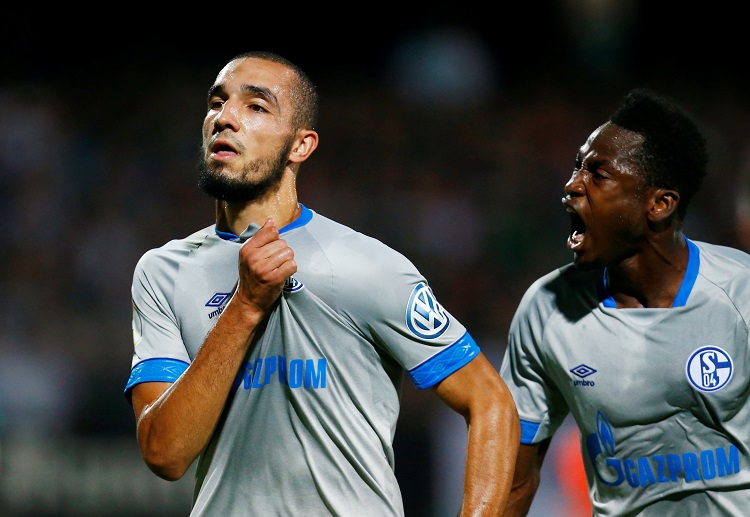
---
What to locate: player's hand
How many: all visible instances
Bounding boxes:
[234,218,297,316]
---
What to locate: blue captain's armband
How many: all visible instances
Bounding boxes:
[123,357,189,402]
[409,331,480,389]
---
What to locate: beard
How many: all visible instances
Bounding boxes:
[197,140,292,202]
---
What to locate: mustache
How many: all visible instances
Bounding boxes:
[207,133,245,153]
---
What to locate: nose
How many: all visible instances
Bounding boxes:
[564,170,584,197]
[214,101,239,132]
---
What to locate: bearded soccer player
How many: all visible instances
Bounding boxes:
[124,51,519,516]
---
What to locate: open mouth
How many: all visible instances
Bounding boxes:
[211,142,237,154]
[566,206,585,250]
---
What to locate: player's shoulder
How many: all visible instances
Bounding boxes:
[299,209,426,311]
[693,239,750,301]
[694,239,750,271]
[134,225,214,275]
[523,262,599,301]
[514,262,601,323]
[305,210,414,267]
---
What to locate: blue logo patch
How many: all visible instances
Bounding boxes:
[206,292,232,307]
[686,346,733,393]
[406,282,449,339]
[283,277,304,293]
[570,364,597,379]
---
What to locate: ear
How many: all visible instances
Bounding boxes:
[647,188,680,223]
[288,129,319,164]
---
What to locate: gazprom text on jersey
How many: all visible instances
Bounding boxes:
[236,356,327,390]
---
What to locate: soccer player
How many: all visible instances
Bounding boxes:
[124,51,519,516]
[500,88,750,516]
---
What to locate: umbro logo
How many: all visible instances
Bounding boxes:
[570,364,596,387]
[206,292,232,320]
[206,293,232,307]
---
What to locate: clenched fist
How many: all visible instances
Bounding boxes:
[234,218,297,317]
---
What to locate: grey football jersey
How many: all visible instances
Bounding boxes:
[125,205,480,516]
[499,238,750,516]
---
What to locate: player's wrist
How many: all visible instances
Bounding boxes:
[222,294,267,329]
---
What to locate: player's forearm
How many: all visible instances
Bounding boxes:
[501,442,546,516]
[137,299,265,480]
[459,388,520,516]
[501,473,541,517]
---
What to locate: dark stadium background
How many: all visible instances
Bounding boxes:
[1,3,747,516]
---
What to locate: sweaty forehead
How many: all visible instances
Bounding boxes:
[581,122,644,159]
[214,57,295,97]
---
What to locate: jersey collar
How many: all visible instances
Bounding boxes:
[600,237,699,308]
[215,203,313,242]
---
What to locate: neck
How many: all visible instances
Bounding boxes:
[607,232,688,308]
[215,178,300,236]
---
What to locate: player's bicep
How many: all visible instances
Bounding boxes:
[131,381,171,422]
[431,353,506,415]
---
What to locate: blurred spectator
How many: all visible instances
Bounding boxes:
[734,143,750,252]
[387,26,501,109]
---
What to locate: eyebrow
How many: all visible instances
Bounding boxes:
[207,83,279,109]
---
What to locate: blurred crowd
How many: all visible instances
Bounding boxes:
[1,21,749,517]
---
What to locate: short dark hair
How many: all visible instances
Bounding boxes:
[609,88,708,220]
[230,51,319,131]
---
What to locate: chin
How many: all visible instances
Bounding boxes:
[572,253,600,271]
